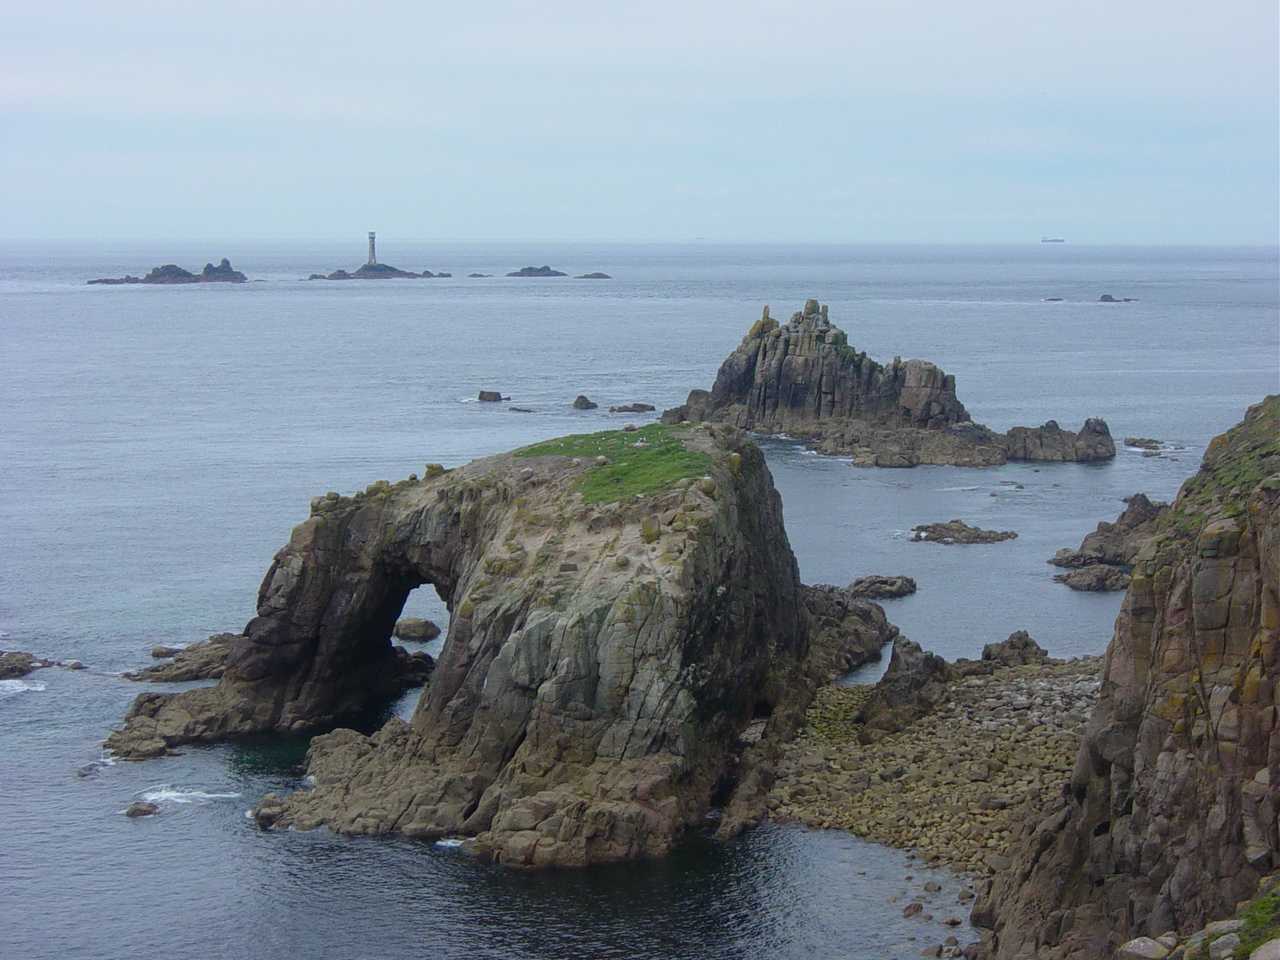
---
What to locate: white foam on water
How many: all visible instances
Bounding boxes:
[0,679,47,700]
[139,784,242,804]
[434,837,466,848]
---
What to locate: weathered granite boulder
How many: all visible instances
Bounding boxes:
[912,520,1018,544]
[1005,418,1115,463]
[393,618,440,642]
[970,395,1280,959]
[109,423,841,867]
[857,637,954,737]
[847,575,918,599]
[1053,564,1133,592]
[1049,493,1168,592]
[661,302,1116,466]
[981,630,1050,667]
[801,584,899,680]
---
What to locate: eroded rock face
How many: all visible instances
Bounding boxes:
[108,424,834,866]
[661,302,1116,466]
[971,395,1280,960]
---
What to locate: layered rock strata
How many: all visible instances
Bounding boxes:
[1049,493,1169,592]
[970,395,1280,959]
[108,424,888,866]
[661,300,1115,467]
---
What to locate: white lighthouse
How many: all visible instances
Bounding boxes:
[366,232,377,265]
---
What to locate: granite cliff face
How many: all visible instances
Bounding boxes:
[108,424,890,866]
[661,300,1115,467]
[971,396,1280,959]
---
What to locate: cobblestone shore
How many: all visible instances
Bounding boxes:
[767,657,1103,874]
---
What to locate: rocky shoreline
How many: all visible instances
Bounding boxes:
[768,652,1101,875]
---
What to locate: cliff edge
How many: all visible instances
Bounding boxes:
[661,300,1115,467]
[970,395,1280,958]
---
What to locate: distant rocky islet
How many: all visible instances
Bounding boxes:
[88,258,612,284]
[88,258,248,284]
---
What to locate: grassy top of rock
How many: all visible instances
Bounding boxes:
[1165,395,1280,538]
[517,424,714,503]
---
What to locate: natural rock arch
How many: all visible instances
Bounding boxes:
[109,425,894,865]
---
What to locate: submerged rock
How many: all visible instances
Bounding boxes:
[661,302,1115,466]
[107,424,856,867]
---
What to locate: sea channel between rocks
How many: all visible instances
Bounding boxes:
[768,656,1102,875]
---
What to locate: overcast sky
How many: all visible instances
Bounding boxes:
[2,1,1276,243]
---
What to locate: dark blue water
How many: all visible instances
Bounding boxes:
[1,241,1276,958]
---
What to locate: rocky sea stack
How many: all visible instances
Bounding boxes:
[661,300,1115,467]
[970,395,1280,959]
[107,423,892,866]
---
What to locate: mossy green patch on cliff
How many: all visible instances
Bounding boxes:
[517,425,713,504]
[1232,893,1280,958]
[1165,396,1280,539]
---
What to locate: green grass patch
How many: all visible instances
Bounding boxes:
[1233,893,1280,958]
[517,424,713,504]
[1165,397,1280,541]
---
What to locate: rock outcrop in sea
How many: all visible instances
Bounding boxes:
[660,300,1116,467]
[107,423,895,866]
[1048,493,1168,592]
[309,262,450,280]
[0,650,55,679]
[88,258,248,284]
[969,395,1280,959]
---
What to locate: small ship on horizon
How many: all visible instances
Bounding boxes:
[1041,237,1066,243]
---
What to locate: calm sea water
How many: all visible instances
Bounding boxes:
[1,241,1276,959]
